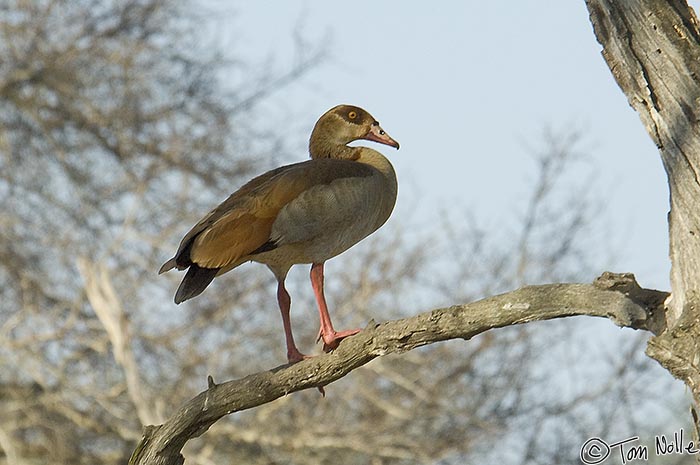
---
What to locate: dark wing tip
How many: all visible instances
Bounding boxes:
[173,264,219,304]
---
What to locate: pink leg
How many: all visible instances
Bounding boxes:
[310,262,360,352]
[277,280,308,364]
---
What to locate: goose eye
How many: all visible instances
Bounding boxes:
[348,111,357,119]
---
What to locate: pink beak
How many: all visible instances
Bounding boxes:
[364,123,400,149]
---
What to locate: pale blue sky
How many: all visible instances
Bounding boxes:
[206,1,699,291]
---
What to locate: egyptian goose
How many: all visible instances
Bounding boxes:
[159,104,399,363]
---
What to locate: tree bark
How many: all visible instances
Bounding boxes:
[586,0,700,420]
[129,273,666,465]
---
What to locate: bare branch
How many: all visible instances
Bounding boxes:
[129,272,667,465]
[78,258,161,427]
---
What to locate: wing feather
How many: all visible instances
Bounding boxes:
[166,159,376,270]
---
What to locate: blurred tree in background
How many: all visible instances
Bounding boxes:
[0,1,686,464]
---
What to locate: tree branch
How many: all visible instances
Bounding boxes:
[78,258,162,427]
[129,272,667,465]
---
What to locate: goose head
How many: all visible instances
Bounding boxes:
[309,104,400,159]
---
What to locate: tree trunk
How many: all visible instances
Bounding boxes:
[586,0,700,417]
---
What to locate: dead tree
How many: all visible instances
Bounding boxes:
[586,0,700,405]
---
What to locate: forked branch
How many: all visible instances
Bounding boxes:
[129,272,667,465]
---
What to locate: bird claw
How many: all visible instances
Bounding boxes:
[287,348,312,365]
[317,328,361,352]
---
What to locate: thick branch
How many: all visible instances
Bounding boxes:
[129,272,667,465]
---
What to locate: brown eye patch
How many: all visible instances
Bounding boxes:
[338,106,370,125]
